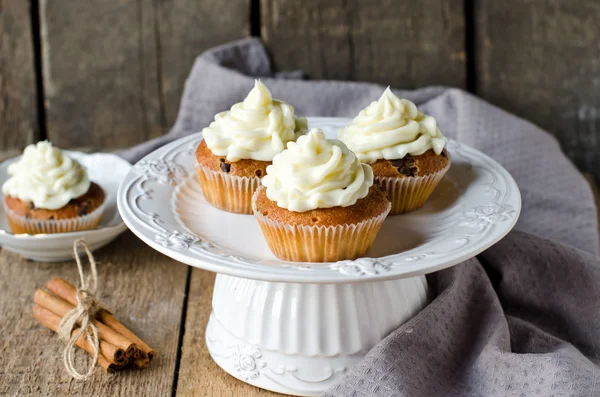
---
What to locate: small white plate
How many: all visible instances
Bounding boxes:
[118,117,522,283]
[0,152,131,262]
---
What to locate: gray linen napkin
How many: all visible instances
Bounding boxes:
[121,38,600,396]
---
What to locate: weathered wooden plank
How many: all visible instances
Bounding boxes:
[175,269,281,396]
[0,232,189,396]
[0,0,39,149]
[41,0,250,150]
[40,0,163,149]
[475,0,600,179]
[155,0,250,127]
[261,0,466,88]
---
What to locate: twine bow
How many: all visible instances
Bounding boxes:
[57,239,102,380]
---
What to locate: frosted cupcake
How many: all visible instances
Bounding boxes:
[253,129,390,262]
[196,80,307,214]
[2,141,105,234]
[339,88,449,214]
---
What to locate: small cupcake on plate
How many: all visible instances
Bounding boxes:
[196,80,307,214]
[253,128,390,262]
[2,141,105,234]
[338,87,450,214]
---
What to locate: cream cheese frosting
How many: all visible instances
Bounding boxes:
[202,80,307,162]
[2,141,91,210]
[338,87,446,163]
[261,128,374,212]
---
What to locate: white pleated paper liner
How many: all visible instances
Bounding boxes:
[4,199,106,234]
[376,156,451,215]
[252,186,391,262]
[195,162,261,215]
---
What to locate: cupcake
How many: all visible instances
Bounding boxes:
[338,87,450,214]
[253,129,390,262]
[2,141,105,234]
[196,80,307,214]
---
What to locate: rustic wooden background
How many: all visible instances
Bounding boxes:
[0,0,598,180]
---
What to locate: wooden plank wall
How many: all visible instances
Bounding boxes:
[260,0,466,88]
[0,0,598,180]
[475,0,600,179]
[40,0,250,148]
[0,0,39,148]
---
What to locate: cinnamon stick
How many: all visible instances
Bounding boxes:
[98,311,155,362]
[32,305,123,372]
[47,278,155,363]
[134,357,151,369]
[33,289,136,357]
[32,304,126,365]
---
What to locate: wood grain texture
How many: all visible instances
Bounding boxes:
[261,0,466,88]
[40,0,163,149]
[0,232,188,396]
[0,0,39,149]
[155,0,250,127]
[475,0,600,179]
[40,0,250,150]
[175,269,281,396]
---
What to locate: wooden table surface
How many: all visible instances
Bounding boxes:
[0,231,279,397]
[1,177,599,396]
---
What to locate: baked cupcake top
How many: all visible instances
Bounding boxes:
[202,80,307,162]
[338,87,446,164]
[261,128,373,212]
[2,141,90,210]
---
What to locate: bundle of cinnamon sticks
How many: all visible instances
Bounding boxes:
[33,277,155,372]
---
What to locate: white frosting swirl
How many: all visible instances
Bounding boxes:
[338,87,446,163]
[202,80,307,162]
[2,141,91,210]
[262,129,374,212]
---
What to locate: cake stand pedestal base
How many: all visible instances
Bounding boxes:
[205,273,429,396]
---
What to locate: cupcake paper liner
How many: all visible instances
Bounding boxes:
[195,162,260,214]
[376,157,451,215]
[252,188,391,262]
[4,200,105,234]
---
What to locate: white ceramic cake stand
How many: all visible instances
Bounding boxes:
[117,118,521,396]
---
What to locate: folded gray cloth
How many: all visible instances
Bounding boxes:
[121,38,600,396]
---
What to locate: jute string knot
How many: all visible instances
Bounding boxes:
[57,239,102,380]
